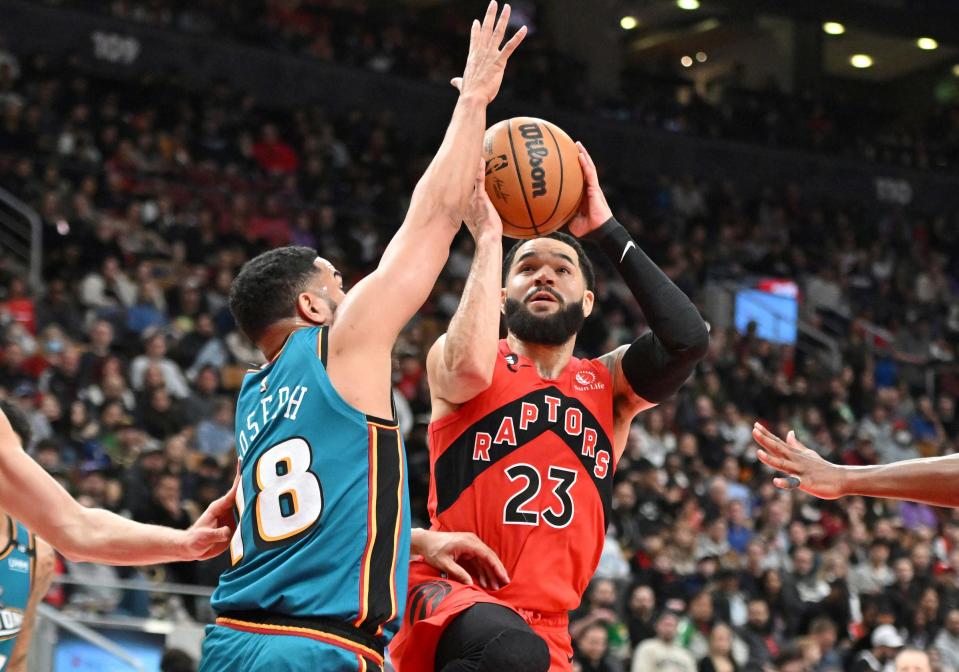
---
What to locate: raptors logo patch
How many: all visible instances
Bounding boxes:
[407,580,452,625]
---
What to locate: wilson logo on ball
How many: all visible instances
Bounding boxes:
[518,123,548,197]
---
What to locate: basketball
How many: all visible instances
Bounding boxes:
[482,117,584,239]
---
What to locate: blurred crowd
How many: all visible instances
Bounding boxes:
[3,7,959,672]
[40,0,959,171]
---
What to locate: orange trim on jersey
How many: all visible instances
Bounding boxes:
[245,328,304,373]
[382,424,404,636]
[316,329,323,361]
[357,654,368,671]
[0,516,15,562]
[354,424,378,629]
[367,420,398,431]
[215,617,384,665]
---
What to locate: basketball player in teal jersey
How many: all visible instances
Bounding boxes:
[199,4,525,671]
[0,401,54,672]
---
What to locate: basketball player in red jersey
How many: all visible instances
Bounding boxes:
[390,147,710,671]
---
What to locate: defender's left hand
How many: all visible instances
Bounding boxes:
[417,530,510,590]
[566,142,613,238]
[181,465,240,560]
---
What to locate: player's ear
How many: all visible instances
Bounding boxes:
[296,291,331,325]
[500,287,508,314]
[582,290,594,318]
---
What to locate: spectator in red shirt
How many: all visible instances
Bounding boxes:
[251,123,299,174]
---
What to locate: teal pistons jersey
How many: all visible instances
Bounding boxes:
[0,517,34,671]
[211,326,411,642]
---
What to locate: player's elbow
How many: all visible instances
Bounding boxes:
[410,180,465,229]
[451,365,495,394]
[679,320,710,363]
[53,511,97,563]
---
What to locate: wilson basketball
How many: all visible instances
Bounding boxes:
[483,117,584,239]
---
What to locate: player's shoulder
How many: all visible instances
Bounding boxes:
[571,350,615,381]
[278,326,328,366]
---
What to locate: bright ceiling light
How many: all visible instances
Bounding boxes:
[695,51,707,62]
[850,54,874,68]
[822,22,846,36]
[620,16,638,30]
[917,37,938,50]
[677,0,700,10]
[681,55,693,67]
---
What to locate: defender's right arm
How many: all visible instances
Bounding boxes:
[327,2,525,418]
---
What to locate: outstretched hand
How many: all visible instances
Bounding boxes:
[566,142,613,238]
[451,2,527,104]
[753,423,846,500]
[418,530,510,591]
[181,464,240,561]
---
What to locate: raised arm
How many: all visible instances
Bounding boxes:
[755,423,959,507]
[569,144,709,440]
[0,413,237,564]
[428,164,504,411]
[330,2,524,359]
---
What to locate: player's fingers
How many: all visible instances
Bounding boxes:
[756,448,799,475]
[752,425,788,455]
[441,559,474,586]
[785,430,808,454]
[466,542,510,587]
[575,141,597,171]
[481,1,498,43]
[577,152,599,186]
[491,4,510,44]
[773,476,802,490]
[499,25,527,61]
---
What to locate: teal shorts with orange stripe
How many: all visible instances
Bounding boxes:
[199,620,383,672]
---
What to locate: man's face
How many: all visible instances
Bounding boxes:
[592,580,616,608]
[503,239,593,346]
[578,626,607,661]
[947,611,959,636]
[896,650,931,672]
[794,549,814,575]
[748,601,769,628]
[895,559,914,584]
[656,614,678,642]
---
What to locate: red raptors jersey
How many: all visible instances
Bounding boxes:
[427,340,616,612]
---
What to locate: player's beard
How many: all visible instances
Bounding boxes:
[503,296,585,346]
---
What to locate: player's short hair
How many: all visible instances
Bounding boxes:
[503,232,595,291]
[230,246,322,341]
[0,399,32,447]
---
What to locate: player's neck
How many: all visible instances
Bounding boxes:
[506,333,574,380]
[258,318,319,360]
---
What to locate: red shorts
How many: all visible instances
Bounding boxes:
[390,560,572,671]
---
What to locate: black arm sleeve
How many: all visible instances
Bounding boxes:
[583,217,709,402]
